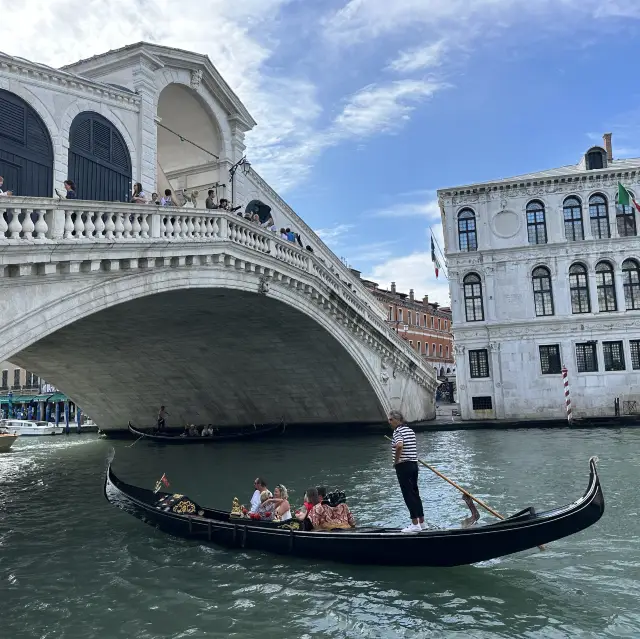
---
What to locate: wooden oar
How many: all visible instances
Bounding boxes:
[385,435,544,550]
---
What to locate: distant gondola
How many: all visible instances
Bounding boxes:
[128,421,284,444]
[104,455,604,567]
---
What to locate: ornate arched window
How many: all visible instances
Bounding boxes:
[463,273,484,322]
[532,266,554,316]
[589,193,610,239]
[563,196,584,241]
[457,209,477,252]
[596,261,617,312]
[616,191,637,237]
[622,259,640,310]
[526,200,547,244]
[569,263,590,314]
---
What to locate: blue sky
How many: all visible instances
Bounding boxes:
[4,0,640,303]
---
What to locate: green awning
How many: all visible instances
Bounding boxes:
[34,393,55,401]
[11,395,38,403]
[45,393,69,403]
[0,397,10,405]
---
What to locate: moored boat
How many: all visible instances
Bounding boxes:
[0,419,65,436]
[104,455,604,567]
[0,433,18,452]
[128,421,285,443]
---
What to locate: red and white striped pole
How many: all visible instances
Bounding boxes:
[562,366,573,424]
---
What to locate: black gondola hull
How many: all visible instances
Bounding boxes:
[104,458,604,567]
[128,422,284,443]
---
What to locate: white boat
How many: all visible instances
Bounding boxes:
[0,433,18,452]
[0,419,65,436]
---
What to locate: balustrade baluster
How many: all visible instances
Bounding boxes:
[193,216,202,238]
[164,215,173,238]
[203,217,212,238]
[173,216,181,239]
[114,213,125,239]
[140,213,150,238]
[84,211,95,239]
[0,208,9,238]
[19,209,34,240]
[229,223,236,242]
[73,211,85,239]
[33,209,48,240]
[123,213,133,238]
[63,210,74,239]
[132,214,142,238]
[187,216,195,239]
[94,212,106,239]
[104,213,115,240]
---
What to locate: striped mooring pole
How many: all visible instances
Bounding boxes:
[562,366,573,423]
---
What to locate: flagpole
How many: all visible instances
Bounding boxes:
[429,227,449,280]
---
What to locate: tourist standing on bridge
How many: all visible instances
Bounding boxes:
[0,175,13,197]
[389,410,425,533]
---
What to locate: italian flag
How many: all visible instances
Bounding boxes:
[618,182,640,213]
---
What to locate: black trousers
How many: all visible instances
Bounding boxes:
[395,461,424,520]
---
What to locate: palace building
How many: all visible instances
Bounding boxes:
[439,135,640,421]
[355,274,455,380]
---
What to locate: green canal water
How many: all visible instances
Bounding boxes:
[1,428,638,638]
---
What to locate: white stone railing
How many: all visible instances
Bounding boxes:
[0,197,430,379]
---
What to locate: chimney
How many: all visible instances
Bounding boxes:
[423,295,429,305]
[603,133,613,161]
[409,289,414,302]
[390,282,396,294]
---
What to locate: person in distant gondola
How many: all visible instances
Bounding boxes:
[157,405,168,431]
[389,410,425,533]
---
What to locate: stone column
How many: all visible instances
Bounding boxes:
[228,117,248,206]
[453,344,469,419]
[132,62,159,193]
[489,341,505,419]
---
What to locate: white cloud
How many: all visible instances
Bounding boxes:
[387,40,448,74]
[364,250,451,306]
[332,80,448,138]
[315,223,355,245]
[371,198,441,219]
[324,0,640,44]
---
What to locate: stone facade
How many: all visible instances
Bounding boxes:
[439,137,640,420]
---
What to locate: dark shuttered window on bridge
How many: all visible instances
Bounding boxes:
[68,111,132,202]
[0,89,53,197]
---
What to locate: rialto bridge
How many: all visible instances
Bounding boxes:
[0,43,437,431]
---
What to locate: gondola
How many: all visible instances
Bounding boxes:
[104,455,604,567]
[127,421,284,443]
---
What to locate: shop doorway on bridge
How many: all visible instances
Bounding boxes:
[68,111,132,202]
[0,89,53,197]
[156,84,222,199]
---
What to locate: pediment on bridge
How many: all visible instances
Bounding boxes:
[61,42,256,131]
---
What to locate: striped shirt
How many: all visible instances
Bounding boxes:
[392,425,418,463]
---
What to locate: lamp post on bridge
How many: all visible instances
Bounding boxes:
[229,156,251,206]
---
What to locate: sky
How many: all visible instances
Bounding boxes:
[3,0,640,304]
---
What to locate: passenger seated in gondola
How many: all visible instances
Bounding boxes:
[189,424,199,437]
[250,490,275,520]
[260,484,292,521]
[296,487,355,531]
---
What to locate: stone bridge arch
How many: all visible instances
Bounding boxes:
[3,268,391,429]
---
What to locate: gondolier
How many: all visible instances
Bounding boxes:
[389,410,425,533]
[157,406,168,431]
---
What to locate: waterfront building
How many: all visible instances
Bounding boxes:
[356,275,455,379]
[439,135,640,420]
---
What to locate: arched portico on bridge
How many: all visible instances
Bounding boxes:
[5,270,390,429]
[156,81,226,199]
